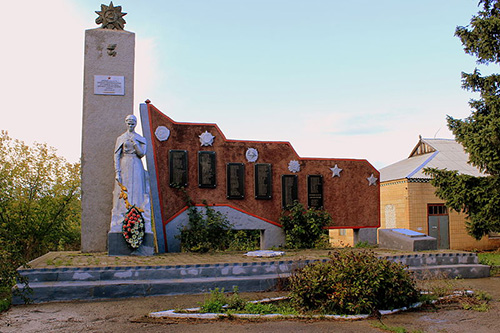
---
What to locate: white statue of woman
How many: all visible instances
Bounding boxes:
[110,115,152,236]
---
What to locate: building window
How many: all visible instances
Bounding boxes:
[428,204,447,216]
[339,229,346,236]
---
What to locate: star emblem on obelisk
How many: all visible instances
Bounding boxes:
[367,173,378,186]
[330,164,342,177]
[95,2,127,30]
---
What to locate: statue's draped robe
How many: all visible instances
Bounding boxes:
[110,132,152,233]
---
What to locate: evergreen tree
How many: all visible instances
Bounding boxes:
[425,0,500,239]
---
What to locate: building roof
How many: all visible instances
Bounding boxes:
[380,137,485,182]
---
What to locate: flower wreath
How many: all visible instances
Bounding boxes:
[122,206,145,249]
[117,182,145,249]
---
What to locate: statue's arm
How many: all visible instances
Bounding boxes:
[134,140,146,158]
[115,145,122,183]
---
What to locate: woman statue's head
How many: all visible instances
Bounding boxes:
[125,115,137,132]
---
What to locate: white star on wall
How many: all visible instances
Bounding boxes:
[330,164,342,177]
[199,131,215,146]
[367,174,378,186]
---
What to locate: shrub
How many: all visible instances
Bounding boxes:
[289,249,419,315]
[227,230,260,251]
[179,202,233,252]
[200,287,246,313]
[200,288,227,313]
[279,201,332,249]
[0,241,32,310]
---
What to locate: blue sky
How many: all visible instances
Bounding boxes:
[1,1,484,168]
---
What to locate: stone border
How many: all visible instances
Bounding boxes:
[149,291,474,320]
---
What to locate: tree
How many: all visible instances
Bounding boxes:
[0,131,81,297]
[425,0,500,239]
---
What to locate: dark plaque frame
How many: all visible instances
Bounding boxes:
[281,175,298,208]
[169,150,188,187]
[226,163,245,199]
[255,163,272,199]
[307,175,324,208]
[198,151,216,188]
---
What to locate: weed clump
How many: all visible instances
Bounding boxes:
[289,249,419,315]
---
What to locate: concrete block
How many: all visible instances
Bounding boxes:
[108,232,154,256]
[379,229,437,251]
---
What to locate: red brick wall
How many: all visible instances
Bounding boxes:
[146,103,380,230]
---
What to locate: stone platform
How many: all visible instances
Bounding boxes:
[13,252,490,304]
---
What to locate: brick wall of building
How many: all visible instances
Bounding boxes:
[380,180,409,230]
[381,179,500,251]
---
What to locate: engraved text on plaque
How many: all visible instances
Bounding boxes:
[282,175,298,208]
[198,151,216,188]
[169,150,188,187]
[227,163,245,199]
[255,163,272,199]
[307,175,323,208]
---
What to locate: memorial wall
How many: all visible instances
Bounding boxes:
[141,102,380,252]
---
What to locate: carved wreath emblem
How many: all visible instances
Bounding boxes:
[245,148,259,162]
[155,126,170,142]
[288,160,301,173]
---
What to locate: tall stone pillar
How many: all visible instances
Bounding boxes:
[81,28,135,252]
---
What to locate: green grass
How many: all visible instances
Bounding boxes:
[198,287,298,316]
[478,251,500,266]
[230,300,299,315]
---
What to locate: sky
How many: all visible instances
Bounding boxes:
[0,0,487,168]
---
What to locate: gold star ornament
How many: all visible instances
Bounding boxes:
[95,2,127,30]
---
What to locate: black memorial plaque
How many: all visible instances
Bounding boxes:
[255,163,272,199]
[169,150,188,187]
[227,163,245,199]
[307,175,323,208]
[198,151,216,188]
[282,175,298,208]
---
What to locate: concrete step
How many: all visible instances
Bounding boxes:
[13,274,287,304]
[13,252,491,304]
[383,252,479,267]
[409,264,490,279]
[16,259,319,283]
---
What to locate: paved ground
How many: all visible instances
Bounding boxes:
[1,277,500,332]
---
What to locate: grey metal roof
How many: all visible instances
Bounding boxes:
[380,138,485,182]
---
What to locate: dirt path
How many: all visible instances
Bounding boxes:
[2,278,500,333]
